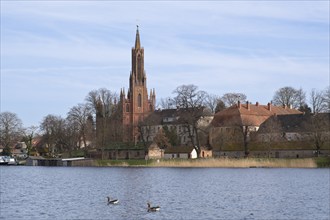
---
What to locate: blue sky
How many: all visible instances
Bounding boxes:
[1,1,329,127]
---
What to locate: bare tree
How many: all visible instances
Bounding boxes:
[221,93,247,107]
[173,84,207,156]
[163,125,179,147]
[67,103,93,149]
[158,97,176,109]
[258,116,282,158]
[325,86,330,112]
[22,126,39,156]
[309,88,327,114]
[40,114,68,157]
[0,112,23,155]
[238,123,253,158]
[137,121,153,147]
[296,88,306,108]
[272,86,306,109]
[304,114,330,157]
[205,94,221,113]
[211,116,254,158]
[64,119,81,156]
[226,116,255,157]
[153,128,170,149]
[85,88,119,148]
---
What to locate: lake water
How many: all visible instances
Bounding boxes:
[0,166,329,220]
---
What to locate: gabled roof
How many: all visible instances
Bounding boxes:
[212,102,302,127]
[258,113,330,133]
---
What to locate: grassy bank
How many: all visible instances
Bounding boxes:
[315,157,330,168]
[95,157,330,168]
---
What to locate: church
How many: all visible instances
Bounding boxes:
[119,27,156,143]
[97,27,210,151]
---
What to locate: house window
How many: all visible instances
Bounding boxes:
[138,94,142,107]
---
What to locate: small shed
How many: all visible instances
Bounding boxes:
[26,156,45,166]
[26,156,62,166]
[62,157,94,166]
[148,143,165,159]
[164,146,197,159]
[200,147,213,158]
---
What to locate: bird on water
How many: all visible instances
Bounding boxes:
[107,196,119,204]
[147,202,160,212]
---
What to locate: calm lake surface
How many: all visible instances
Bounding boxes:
[0,166,329,220]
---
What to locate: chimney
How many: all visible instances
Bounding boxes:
[283,104,287,109]
[289,104,292,109]
[237,100,241,109]
[267,102,271,111]
[246,101,250,110]
[256,102,259,107]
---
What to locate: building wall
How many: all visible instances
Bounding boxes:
[200,149,212,158]
[213,150,330,158]
[148,144,164,159]
[164,149,197,159]
[142,124,196,146]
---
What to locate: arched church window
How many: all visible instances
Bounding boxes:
[126,104,129,112]
[138,94,142,107]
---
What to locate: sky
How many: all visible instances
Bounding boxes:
[1,1,329,127]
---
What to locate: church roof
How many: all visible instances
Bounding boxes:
[135,25,141,49]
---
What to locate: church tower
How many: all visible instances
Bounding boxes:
[120,26,156,143]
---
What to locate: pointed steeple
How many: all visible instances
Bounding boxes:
[135,25,141,49]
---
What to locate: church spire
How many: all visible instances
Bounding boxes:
[135,25,141,49]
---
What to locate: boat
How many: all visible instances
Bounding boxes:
[0,156,17,165]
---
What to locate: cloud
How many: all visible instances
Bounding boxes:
[1,1,329,126]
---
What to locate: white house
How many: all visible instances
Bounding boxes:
[164,146,197,159]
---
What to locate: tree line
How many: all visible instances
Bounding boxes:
[1,85,329,157]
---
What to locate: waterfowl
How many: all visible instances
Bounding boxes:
[107,196,119,204]
[147,202,160,212]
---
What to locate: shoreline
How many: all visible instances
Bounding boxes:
[95,157,330,168]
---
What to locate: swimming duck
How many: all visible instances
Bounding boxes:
[107,196,119,204]
[147,202,160,212]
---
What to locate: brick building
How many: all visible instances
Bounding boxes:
[119,27,156,143]
[210,101,302,157]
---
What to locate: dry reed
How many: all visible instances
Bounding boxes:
[149,158,316,168]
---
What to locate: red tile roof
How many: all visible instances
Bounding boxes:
[212,102,302,127]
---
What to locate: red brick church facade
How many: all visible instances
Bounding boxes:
[120,27,156,143]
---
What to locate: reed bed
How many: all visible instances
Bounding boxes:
[149,158,317,168]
